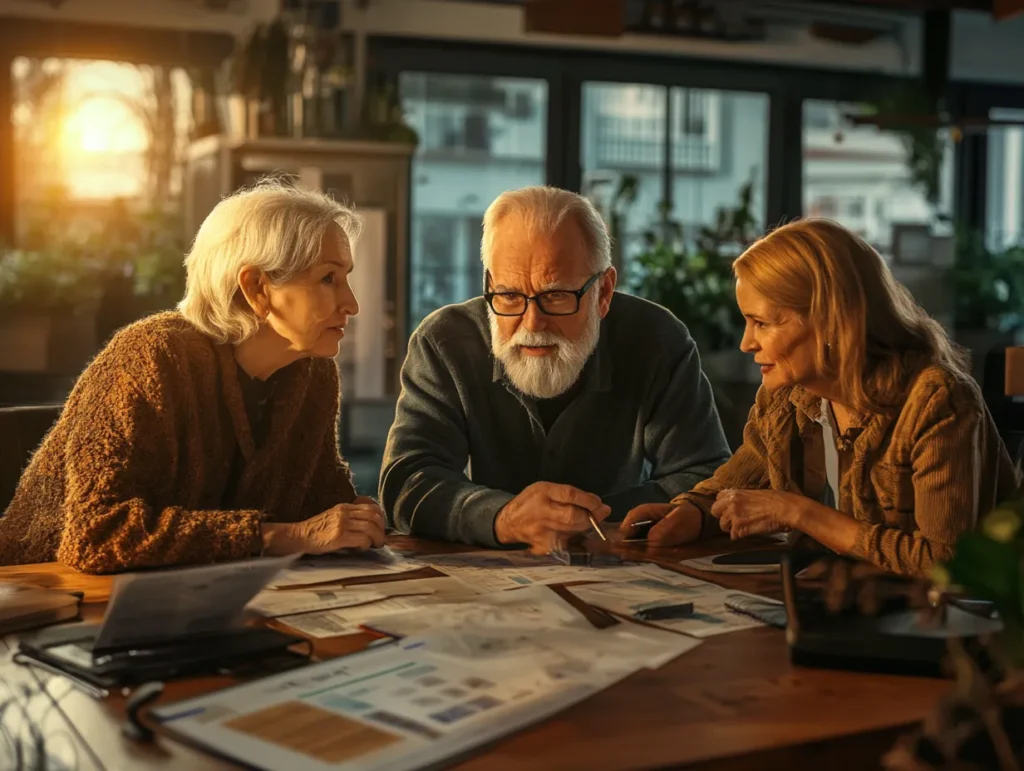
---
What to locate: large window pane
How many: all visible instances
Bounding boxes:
[802,100,953,259]
[987,107,1024,251]
[581,83,768,281]
[669,87,768,238]
[400,73,548,331]
[580,82,666,273]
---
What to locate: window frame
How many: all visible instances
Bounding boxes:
[368,36,1005,334]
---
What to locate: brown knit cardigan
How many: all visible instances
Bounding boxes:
[0,312,356,573]
[676,364,1021,577]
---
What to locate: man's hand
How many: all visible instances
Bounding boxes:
[619,501,703,546]
[494,482,611,554]
[262,500,386,556]
[711,489,795,540]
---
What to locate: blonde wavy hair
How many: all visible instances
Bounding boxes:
[178,179,361,344]
[732,218,968,414]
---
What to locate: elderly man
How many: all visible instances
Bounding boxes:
[380,185,730,552]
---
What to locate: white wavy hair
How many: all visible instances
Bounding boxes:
[178,179,361,344]
[480,185,612,273]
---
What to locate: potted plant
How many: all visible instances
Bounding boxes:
[13,200,186,348]
[0,247,104,374]
[586,173,639,274]
[631,178,760,384]
[948,233,1024,373]
[884,501,1024,769]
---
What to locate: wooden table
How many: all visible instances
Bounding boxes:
[0,536,947,771]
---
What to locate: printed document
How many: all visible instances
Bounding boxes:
[268,548,427,588]
[151,635,603,771]
[151,585,700,771]
[569,579,774,638]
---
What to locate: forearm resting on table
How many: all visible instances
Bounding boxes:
[261,521,303,556]
[669,495,720,539]
[790,497,863,555]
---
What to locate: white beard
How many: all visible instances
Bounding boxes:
[490,301,601,400]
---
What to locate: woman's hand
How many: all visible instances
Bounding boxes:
[262,499,386,556]
[619,501,704,546]
[710,489,798,540]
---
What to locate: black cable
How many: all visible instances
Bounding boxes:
[20,665,108,771]
[0,669,81,771]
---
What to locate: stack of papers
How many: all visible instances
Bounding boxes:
[151,586,699,771]
[268,548,427,588]
[143,547,786,771]
[569,577,775,638]
[248,577,475,620]
[358,585,700,679]
[426,550,698,593]
[257,548,777,642]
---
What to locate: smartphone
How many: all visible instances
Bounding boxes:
[711,550,783,566]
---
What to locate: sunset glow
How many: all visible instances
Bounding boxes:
[61,96,147,154]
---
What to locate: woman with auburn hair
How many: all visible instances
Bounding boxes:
[0,180,386,573]
[621,218,1020,577]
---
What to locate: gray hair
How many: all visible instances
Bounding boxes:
[178,179,362,344]
[480,186,611,274]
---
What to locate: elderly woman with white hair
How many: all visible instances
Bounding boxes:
[0,181,386,573]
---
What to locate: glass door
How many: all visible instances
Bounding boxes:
[986,107,1024,251]
[580,81,769,282]
[398,72,549,331]
[801,99,954,260]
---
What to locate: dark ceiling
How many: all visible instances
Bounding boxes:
[822,0,995,11]
[476,0,1004,14]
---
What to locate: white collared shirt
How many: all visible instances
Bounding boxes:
[816,398,841,508]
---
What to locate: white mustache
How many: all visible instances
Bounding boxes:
[510,329,564,348]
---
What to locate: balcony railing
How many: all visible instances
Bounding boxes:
[414,106,543,161]
[595,115,718,171]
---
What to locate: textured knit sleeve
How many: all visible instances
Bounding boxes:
[56,343,263,574]
[301,360,357,515]
[850,383,981,577]
[673,386,775,516]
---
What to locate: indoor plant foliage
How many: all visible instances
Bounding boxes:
[948,231,1024,338]
[885,502,1024,770]
[630,179,758,355]
[5,197,187,358]
[0,247,104,317]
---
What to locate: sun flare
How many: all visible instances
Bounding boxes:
[62,97,146,155]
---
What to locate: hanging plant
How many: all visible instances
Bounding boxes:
[859,87,949,206]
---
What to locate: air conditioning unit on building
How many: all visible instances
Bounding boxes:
[505,91,536,121]
[463,112,491,151]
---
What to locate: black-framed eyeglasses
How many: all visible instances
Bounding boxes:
[483,270,603,317]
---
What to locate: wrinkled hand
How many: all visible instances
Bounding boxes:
[494,482,611,554]
[619,501,703,546]
[264,500,386,556]
[711,489,796,540]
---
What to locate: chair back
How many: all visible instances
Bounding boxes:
[0,405,61,512]
[981,348,1024,464]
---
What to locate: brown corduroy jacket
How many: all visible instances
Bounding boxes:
[0,312,356,573]
[676,364,1021,577]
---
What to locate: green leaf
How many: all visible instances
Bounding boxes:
[945,532,1023,624]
